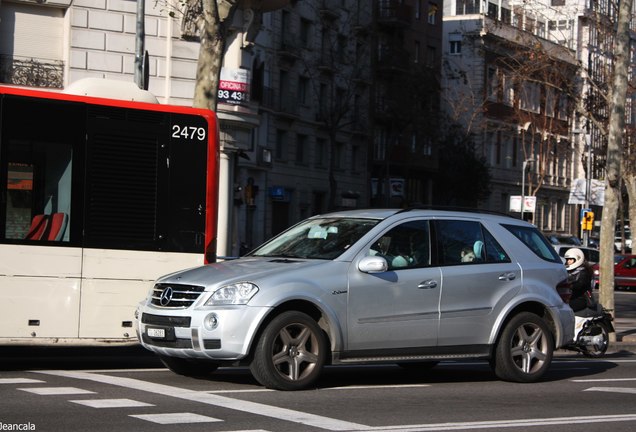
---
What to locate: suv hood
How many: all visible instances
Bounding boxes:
[157,256,332,289]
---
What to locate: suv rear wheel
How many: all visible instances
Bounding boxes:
[250,311,327,390]
[493,312,554,382]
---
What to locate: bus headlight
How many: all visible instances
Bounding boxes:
[205,282,259,305]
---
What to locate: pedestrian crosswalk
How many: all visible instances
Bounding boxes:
[2,370,369,431]
[4,376,241,428]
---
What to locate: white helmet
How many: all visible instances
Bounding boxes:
[564,248,585,270]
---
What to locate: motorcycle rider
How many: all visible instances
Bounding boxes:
[564,247,593,312]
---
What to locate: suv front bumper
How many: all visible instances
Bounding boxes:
[135,304,272,361]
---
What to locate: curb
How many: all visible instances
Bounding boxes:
[609,333,636,354]
[622,334,636,343]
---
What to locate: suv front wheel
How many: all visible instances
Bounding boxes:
[250,311,328,390]
[493,312,554,383]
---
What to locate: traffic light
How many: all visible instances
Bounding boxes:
[582,211,594,231]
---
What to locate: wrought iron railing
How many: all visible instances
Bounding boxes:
[0,55,64,88]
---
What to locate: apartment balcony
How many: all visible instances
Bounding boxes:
[0,55,63,88]
[277,35,301,62]
[260,86,299,119]
[376,45,410,72]
[377,0,412,27]
[319,0,341,20]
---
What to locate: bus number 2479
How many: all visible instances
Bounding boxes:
[172,125,207,141]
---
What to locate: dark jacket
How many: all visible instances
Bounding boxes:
[568,264,593,312]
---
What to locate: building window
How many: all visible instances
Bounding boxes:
[351,145,360,172]
[335,142,345,169]
[296,134,307,164]
[502,72,514,106]
[520,81,541,113]
[276,129,287,161]
[315,138,326,167]
[495,131,502,165]
[374,128,387,161]
[298,76,309,106]
[426,46,436,67]
[414,41,420,63]
[487,2,498,19]
[300,18,311,48]
[557,94,569,120]
[450,40,461,55]
[415,0,422,19]
[456,0,479,15]
[337,35,347,62]
[428,3,438,24]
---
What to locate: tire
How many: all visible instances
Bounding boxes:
[250,311,328,390]
[492,312,554,383]
[580,321,610,358]
[159,355,219,377]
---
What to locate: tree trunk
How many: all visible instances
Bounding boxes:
[625,176,636,234]
[599,0,632,341]
[328,134,338,210]
[192,0,223,110]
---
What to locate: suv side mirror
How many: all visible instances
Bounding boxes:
[358,255,388,273]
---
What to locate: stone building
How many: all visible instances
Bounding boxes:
[441,0,631,239]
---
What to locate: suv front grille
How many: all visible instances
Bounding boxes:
[151,283,205,308]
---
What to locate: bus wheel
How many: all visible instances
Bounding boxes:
[159,355,219,377]
[250,311,327,390]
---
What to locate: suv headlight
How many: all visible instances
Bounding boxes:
[205,282,259,305]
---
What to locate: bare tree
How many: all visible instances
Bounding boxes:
[299,3,372,210]
[598,0,633,331]
[442,16,578,205]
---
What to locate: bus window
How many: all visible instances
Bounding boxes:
[3,140,73,242]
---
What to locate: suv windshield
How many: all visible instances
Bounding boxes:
[250,217,380,260]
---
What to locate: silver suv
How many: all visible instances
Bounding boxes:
[136,209,575,390]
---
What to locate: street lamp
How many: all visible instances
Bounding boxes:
[521,158,534,221]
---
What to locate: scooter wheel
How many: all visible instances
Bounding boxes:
[581,322,610,358]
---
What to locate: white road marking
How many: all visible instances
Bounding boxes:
[362,414,636,431]
[18,386,95,395]
[36,370,369,431]
[70,398,155,408]
[573,378,636,382]
[129,413,222,424]
[203,384,431,394]
[0,378,44,384]
[584,387,636,395]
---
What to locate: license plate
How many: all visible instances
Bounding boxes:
[147,327,166,338]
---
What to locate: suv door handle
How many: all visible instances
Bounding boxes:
[418,280,438,289]
[498,272,516,281]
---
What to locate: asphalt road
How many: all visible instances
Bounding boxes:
[1,347,636,432]
[0,291,634,432]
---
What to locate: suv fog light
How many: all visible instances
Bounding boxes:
[204,313,219,330]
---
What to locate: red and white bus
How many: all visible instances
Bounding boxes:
[0,83,219,346]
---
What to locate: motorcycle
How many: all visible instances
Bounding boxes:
[566,291,615,357]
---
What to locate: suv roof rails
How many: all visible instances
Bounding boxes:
[396,205,519,218]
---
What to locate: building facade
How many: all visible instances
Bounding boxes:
[441,0,594,236]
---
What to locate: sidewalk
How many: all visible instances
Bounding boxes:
[609,315,636,353]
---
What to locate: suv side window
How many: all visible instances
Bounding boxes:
[368,220,430,270]
[434,220,509,265]
[503,224,561,263]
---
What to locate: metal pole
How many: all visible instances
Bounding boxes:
[521,160,526,221]
[521,158,533,221]
[584,134,592,246]
[134,0,146,89]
